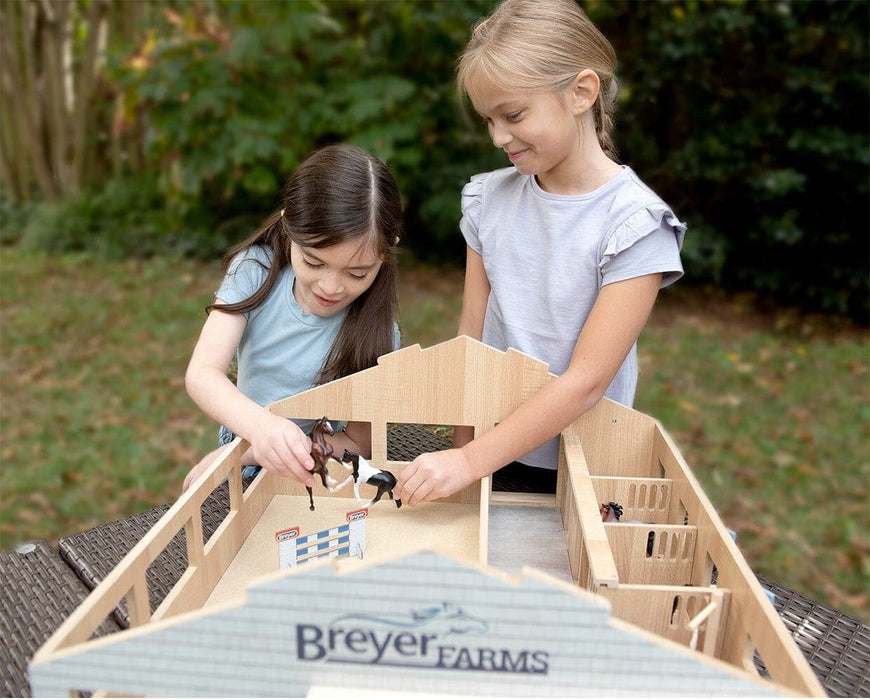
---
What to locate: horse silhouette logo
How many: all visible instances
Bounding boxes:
[331,602,488,636]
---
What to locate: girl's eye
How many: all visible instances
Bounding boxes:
[507,111,523,122]
[303,258,323,269]
[347,271,369,280]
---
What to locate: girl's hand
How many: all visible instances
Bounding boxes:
[394,448,477,506]
[182,446,226,493]
[248,415,316,486]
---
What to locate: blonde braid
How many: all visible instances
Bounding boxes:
[594,73,619,161]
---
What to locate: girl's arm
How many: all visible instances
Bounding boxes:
[185,305,316,486]
[457,246,489,339]
[395,272,663,505]
[454,246,490,447]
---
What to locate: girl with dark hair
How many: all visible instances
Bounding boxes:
[183,144,402,492]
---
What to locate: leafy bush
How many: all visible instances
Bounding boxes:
[591,0,869,318]
[0,188,36,246]
[102,1,498,263]
[17,176,212,259]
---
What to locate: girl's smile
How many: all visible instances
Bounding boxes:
[290,239,382,317]
[507,148,529,162]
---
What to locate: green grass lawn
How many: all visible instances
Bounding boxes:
[1,248,867,621]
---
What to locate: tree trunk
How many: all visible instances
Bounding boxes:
[0,0,135,203]
[71,0,109,190]
[39,0,74,194]
[0,133,20,201]
[0,0,58,201]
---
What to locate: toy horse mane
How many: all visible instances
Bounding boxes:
[600,501,623,522]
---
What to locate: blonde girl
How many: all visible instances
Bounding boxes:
[396,0,685,504]
[184,144,402,492]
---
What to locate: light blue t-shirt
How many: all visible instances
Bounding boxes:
[216,245,399,428]
[460,166,686,469]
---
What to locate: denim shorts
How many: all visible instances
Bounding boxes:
[218,426,261,480]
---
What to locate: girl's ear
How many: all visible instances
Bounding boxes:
[571,69,600,116]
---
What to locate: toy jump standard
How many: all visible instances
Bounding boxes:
[276,507,367,569]
[29,337,825,697]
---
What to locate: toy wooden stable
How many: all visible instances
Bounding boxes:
[29,337,825,697]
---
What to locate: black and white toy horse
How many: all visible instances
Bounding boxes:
[336,449,402,509]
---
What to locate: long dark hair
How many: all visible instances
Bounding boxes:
[209,144,402,384]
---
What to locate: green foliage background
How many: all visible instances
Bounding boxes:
[595,0,869,318]
[1,0,867,621]
[4,0,868,319]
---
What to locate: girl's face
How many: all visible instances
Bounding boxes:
[468,76,585,193]
[290,237,383,317]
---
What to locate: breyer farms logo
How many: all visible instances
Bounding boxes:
[296,602,549,674]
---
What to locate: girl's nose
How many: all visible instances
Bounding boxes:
[490,122,511,149]
[318,271,344,296]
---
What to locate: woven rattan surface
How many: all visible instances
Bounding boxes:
[756,574,870,697]
[385,422,452,460]
[0,539,120,698]
[57,480,241,628]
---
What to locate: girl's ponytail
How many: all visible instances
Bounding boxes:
[594,73,619,161]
